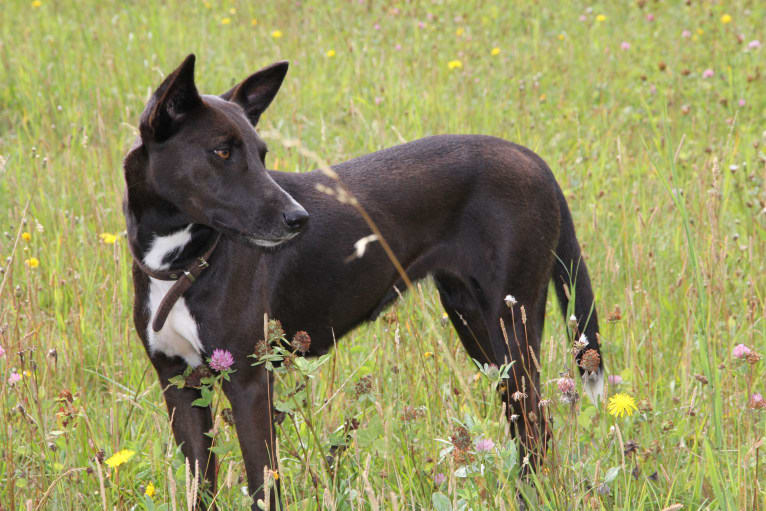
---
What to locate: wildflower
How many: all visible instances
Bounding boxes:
[447,59,463,70]
[254,340,271,359]
[491,47,500,56]
[749,393,765,410]
[733,343,752,359]
[511,390,527,401]
[271,30,282,38]
[620,41,631,51]
[251,18,257,26]
[373,23,380,30]
[557,377,575,394]
[434,472,446,485]
[646,13,654,22]
[702,69,714,78]
[374,96,383,105]
[0,344,5,357]
[746,351,761,365]
[557,33,565,40]
[209,349,234,371]
[21,232,31,241]
[145,481,156,497]
[8,371,21,385]
[538,399,552,408]
[326,49,335,57]
[104,449,135,468]
[32,0,42,6]
[271,470,279,481]
[456,27,464,36]
[228,7,235,14]
[418,21,425,29]
[395,43,402,51]
[424,351,433,358]
[25,257,39,268]
[595,14,606,22]
[607,393,638,418]
[99,232,118,244]
[575,333,588,349]
[608,374,623,385]
[682,30,691,38]
[475,438,495,452]
[720,14,732,24]
[748,40,761,50]
[504,295,517,306]
[221,17,231,25]
[578,14,587,22]
[568,314,578,328]
[291,331,311,353]
[580,349,601,373]
[738,99,745,107]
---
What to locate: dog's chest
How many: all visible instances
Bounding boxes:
[143,226,204,367]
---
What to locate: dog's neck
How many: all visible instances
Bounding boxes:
[126,199,217,273]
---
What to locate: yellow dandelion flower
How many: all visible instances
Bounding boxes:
[424,351,433,358]
[104,449,135,468]
[539,93,546,101]
[99,233,118,244]
[720,14,732,24]
[326,49,335,57]
[221,17,231,25]
[491,47,500,56]
[271,30,283,38]
[272,469,279,480]
[607,393,638,418]
[456,27,464,36]
[25,257,39,268]
[22,232,31,241]
[251,18,257,26]
[145,481,156,497]
[697,28,704,35]
[447,59,463,70]
[557,33,565,40]
[32,0,42,7]
[596,14,606,22]
[228,7,236,14]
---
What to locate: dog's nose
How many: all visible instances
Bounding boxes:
[283,208,309,232]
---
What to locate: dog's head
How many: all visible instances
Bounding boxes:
[125,54,308,248]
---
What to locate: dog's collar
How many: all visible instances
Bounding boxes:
[129,232,221,332]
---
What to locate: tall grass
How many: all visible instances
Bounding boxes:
[1,0,764,509]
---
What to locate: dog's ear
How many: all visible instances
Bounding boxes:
[221,61,288,126]
[140,54,202,142]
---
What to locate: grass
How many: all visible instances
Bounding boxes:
[1,0,765,509]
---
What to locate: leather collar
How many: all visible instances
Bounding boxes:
[129,231,221,332]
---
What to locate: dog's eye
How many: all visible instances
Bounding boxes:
[213,148,231,160]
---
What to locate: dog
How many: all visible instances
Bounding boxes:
[123,54,603,509]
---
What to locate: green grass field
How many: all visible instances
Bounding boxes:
[1,0,765,509]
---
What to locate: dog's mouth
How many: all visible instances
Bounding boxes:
[212,222,299,249]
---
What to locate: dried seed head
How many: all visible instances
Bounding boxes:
[504,295,517,307]
[568,314,578,329]
[254,340,272,360]
[266,319,285,343]
[291,331,311,354]
[511,390,527,402]
[450,425,472,452]
[745,351,761,365]
[580,349,601,373]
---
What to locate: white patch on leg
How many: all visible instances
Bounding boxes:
[143,226,204,367]
[582,368,604,405]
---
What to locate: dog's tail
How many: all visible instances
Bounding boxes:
[551,184,604,404]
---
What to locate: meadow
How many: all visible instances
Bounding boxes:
[1,0,764,509]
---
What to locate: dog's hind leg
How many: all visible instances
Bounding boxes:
[222,364,279,511]
[151,353,217,506]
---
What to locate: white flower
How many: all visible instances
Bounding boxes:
[504,295,517,306]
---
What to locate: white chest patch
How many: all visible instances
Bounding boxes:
[144,226,204,367]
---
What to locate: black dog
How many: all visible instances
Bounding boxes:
[123,54,603,509]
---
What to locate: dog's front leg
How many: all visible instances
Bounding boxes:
[223,364,279,510]
[151,353,217,507]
